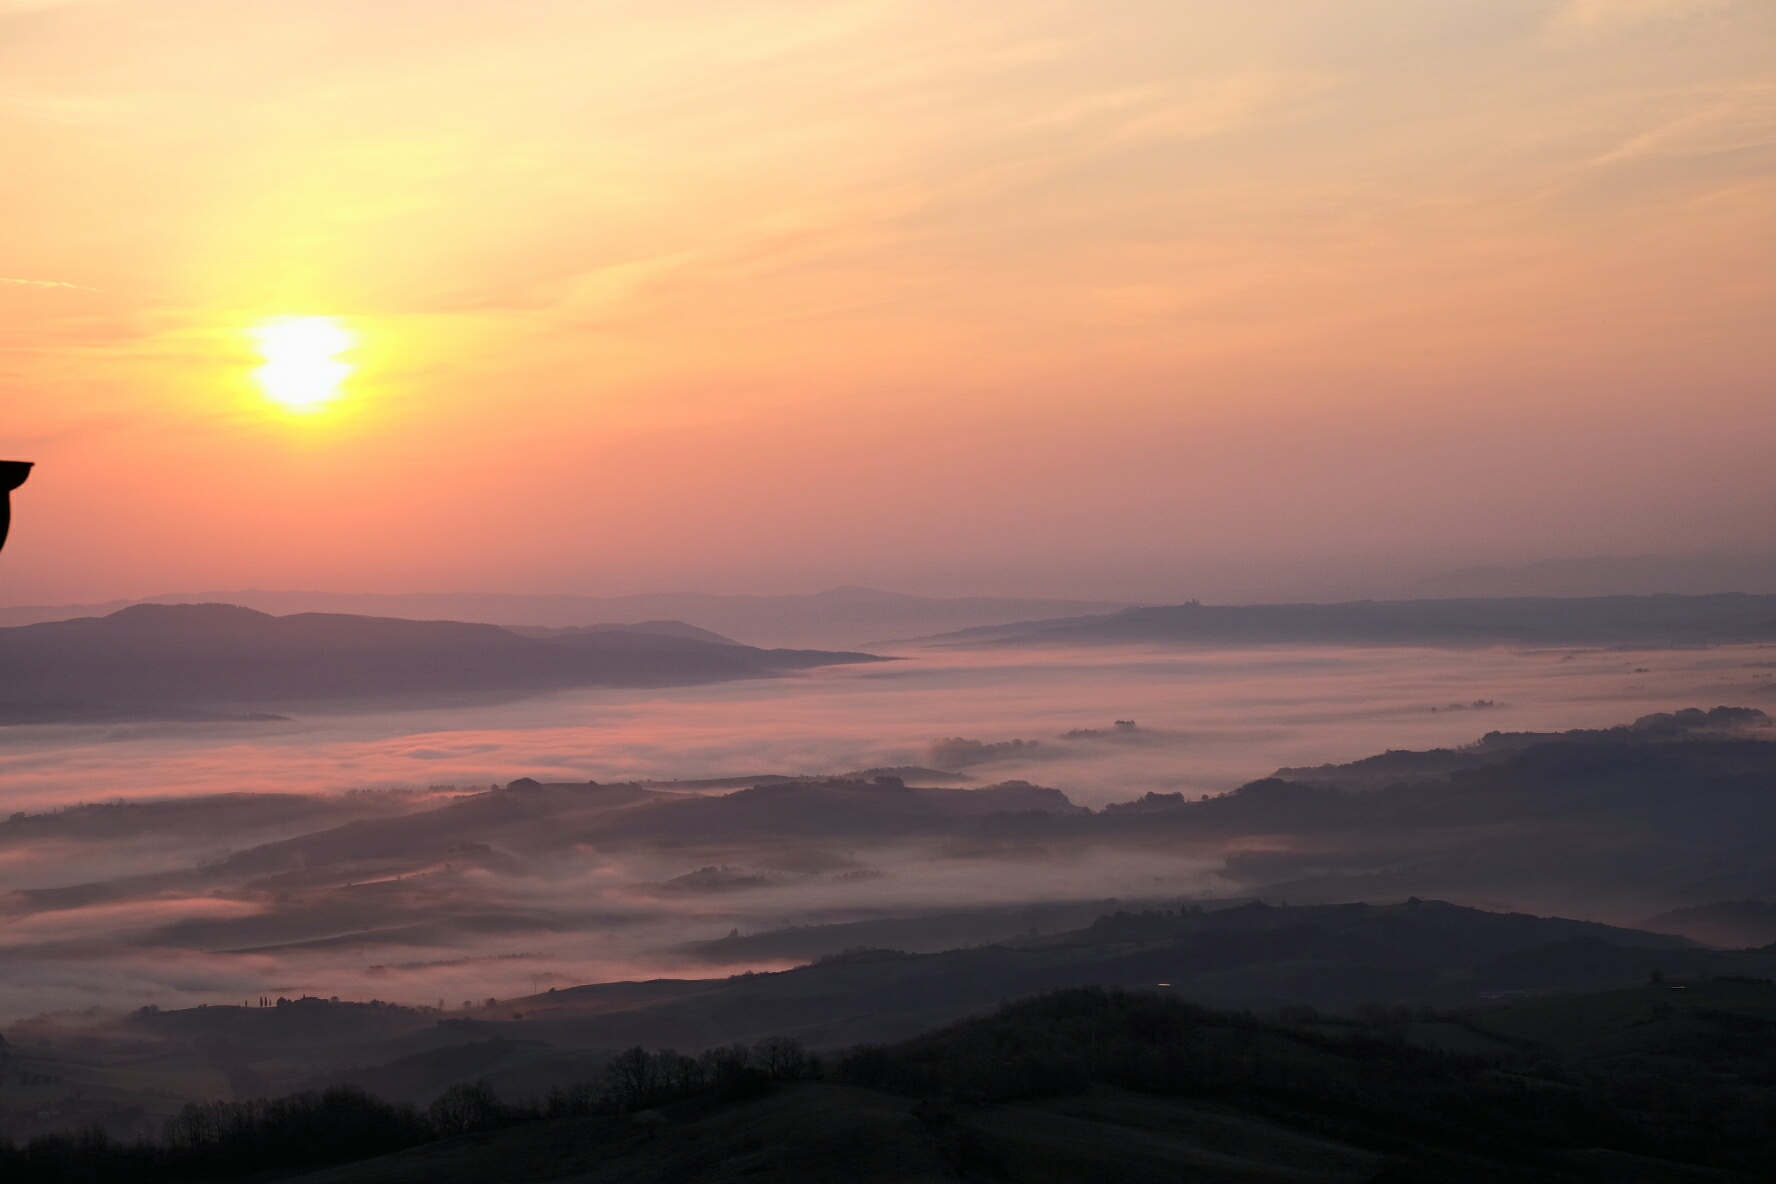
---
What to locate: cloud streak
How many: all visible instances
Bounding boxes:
[0,276,98,291]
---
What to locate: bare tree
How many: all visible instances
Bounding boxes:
[604,1046,657,1109]
[753,1036,814,1080]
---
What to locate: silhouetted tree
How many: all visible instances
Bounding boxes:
[753,1036,815,1080]
[428,1080,508,1135]
[654,1049,703,1094]
[604,1046,658,1110]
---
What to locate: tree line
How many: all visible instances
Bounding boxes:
[9,985,1774,1181]
[0,1036,818,1183]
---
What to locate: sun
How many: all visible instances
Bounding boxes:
[250,316,356,413]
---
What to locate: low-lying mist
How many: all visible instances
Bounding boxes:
[1,640,1771,1019]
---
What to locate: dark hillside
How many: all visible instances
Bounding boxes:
[0,603,881,712]
[14,981,1776,1182]
[830,984,1776,1181]
[450,900,1748,1052]
[1104,712,1776,916]
[9,899,1757,1141]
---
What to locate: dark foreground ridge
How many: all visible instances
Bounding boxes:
[0,603,884,719]
[7,980,1776,1182]
[6,898,1773,1147]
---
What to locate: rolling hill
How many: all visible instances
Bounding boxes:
[0,603,882,716]
[0,586,1130,650]
[12,973,1776,1183]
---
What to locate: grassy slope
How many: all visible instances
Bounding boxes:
[279,1081,1396,1184]
[275,1079,1756,1184]
[279,980,1776,1184]
[287,1085,954,1184]
[1467,977,1776,1048]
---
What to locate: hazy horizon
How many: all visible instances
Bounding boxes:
[10,545,1776,618]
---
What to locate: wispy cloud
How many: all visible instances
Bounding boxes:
[0,276,99,292]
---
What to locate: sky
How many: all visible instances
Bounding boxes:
[2,0,1773,603]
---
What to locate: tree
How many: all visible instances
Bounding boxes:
[654,1049,703,1094]
[428,1080,507,1135]
[753,1036,815,1080]
[604,1047,658,1110]
[699,1044,771,1100]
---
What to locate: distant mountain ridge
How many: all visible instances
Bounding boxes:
[919,592,1776,648]
[0,586,1130,649]
[1409,551,1776,598]
[508,620,741,645]
[0,603,880,715]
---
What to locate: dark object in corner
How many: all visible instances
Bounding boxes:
[0,460,31,553]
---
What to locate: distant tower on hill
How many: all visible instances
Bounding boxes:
[0,461,31,553]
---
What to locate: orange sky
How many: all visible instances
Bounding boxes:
[2,0,1773,602]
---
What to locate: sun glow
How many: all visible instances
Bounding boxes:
[250,317,355,413]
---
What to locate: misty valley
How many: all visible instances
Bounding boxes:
[2,595,1776,1181]
[9,3,1775,1177]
